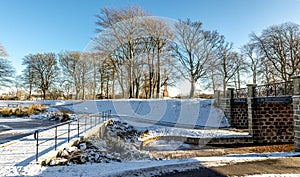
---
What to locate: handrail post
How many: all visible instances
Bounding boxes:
[34,130,39,162]
[55,126,57,150]
[77,117,80,137]
[85,116,87,131]
[90,116,92,129]
[68,123,70,143]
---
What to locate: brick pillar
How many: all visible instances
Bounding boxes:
[292,75,300,151]
[247,84,257,137]
[225,88,234,127]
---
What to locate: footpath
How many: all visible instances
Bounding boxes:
[0,117,101,176]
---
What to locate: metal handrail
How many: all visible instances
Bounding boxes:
[34,110,111,162]
[233,81,293,98]
[255,81,293,97]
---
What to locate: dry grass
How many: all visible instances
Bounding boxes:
[61,112,70,122]
[25,104,46,116]
[0,104,46,117]
[0,107,15,117]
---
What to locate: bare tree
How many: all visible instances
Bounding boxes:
[139,17,175,98]
[0,59,15,87]
[95,6,146,98]
[241,42,261,84]
[23,53,59,99]
[251,22,300,82]
[58,51,81,99]
[21,65,34,99]
[77,53,93,100]
[174,19,222,98]
[215,41,242,96]
[0,45,15,88]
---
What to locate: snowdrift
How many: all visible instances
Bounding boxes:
[0,99,229,128]
[53,99,229,128]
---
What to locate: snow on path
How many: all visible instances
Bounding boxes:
[0,116,102,177]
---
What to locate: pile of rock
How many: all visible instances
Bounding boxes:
[47,120,152,166]
[30,108,75,122]
[105,120,143,143]
[47,142,122,166]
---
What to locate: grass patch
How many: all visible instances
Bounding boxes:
[0,104,46,117]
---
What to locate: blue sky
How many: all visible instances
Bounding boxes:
[1,0,300,75]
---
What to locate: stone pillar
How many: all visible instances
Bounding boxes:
[225,88,234,126]
[214,90,221,106]
[163,68,169,98]
[247,84,257,137]
[247,84,257,98]
[292,75,300,151]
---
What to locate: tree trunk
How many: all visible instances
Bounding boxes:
[42,89,47,100]
[81,73,85,100]
[135,78,139,98]
[100,71,104,99]
[106,76,109,99]
[156,46,161,99]
[253,65,257,84]
[190,79,196,98]
[29,83,32,100]
[223,78,227,98]
[93,64,97,99]
[237,67,241,89]
[129,41,134,99]
[112,67,115,99]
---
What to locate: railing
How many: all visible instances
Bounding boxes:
[34,110,111,161]
[235,88,248,98]
[255,81,293,97]
[231,81,293,98]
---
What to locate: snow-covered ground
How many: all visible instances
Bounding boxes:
[139,125,249,139]
[55,99,229,128]
[18,152,300,177]
[0,99,229,128]
[0,115,297,177]
[0,99,298,176]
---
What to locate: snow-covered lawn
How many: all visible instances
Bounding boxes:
[0,99,298,176]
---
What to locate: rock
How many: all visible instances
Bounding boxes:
[80,154,88,164]
[61,149,70,158]
[144,129,149,135]
[94,153,100,162]
[79,143,87,151]
[66,146,78,153]
[49,158,69,166]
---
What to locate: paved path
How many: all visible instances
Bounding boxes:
[158,157,300,177]
[211,157,300,176]
[0,118,57,144]
[0,115,104,176]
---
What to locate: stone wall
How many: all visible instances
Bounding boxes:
[231,99,248,129]
[293,96,300,151]
[216,76,300,150]
[250,98,294,144]
[223,87,294,144]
